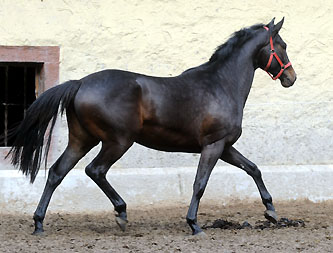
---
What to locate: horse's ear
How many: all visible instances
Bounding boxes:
[272,17,284,37]
[267,18,275,31]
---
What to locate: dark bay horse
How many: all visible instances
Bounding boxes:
[7,18,296,236]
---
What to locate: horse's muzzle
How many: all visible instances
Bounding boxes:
[280,66,297,88]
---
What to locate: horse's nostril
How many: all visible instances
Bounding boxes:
[290,74,297,84]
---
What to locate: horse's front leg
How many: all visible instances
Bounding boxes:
[186,139,225,235]
[221,145,278,223]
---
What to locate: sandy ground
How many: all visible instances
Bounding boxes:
[1,200,332,252]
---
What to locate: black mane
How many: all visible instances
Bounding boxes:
[209,23,264,63]
[182,23,264,74]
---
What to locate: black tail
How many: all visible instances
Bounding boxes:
[6,80,82,183]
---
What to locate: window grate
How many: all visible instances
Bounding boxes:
[0,63,40,146]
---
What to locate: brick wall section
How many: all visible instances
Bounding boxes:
[0,46,59,90]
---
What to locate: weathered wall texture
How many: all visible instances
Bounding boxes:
[0,0,332,169]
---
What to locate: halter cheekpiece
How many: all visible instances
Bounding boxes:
[263,26,291,80]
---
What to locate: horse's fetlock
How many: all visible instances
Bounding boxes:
[115,203,127,215]
[186,216,197,225]
[33,213,44,222]
[263,197,273,205]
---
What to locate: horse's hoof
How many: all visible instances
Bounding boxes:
[32,229,44,236]
[264,210,278,224]
[194,231,207,238]
[115,216,128,232]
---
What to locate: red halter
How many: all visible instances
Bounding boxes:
[263,26,291,80]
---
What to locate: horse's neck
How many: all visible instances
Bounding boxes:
[216,35,266,107]
[214,57,255,108]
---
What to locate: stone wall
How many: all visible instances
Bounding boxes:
[0,0,332,170]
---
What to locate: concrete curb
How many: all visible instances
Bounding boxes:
[0,165,332,213]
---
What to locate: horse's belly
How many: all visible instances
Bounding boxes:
[135,125,201,153]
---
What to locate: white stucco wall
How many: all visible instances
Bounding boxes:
[0,0,332,170]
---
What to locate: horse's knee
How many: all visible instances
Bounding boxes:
[246,164,262,178]
[193,180,207,199]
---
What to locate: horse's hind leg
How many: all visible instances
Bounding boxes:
[85,140,133,232]
[221,146,278,223]
[33,139,97,234]
[32,110,98,234]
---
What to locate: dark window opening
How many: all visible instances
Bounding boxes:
[0,63,43,146]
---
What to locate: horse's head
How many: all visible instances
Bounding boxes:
[258,18,297,88]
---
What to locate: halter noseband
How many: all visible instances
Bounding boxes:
[263,26,291,80]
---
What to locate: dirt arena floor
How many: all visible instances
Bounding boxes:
[1,200,332,252]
